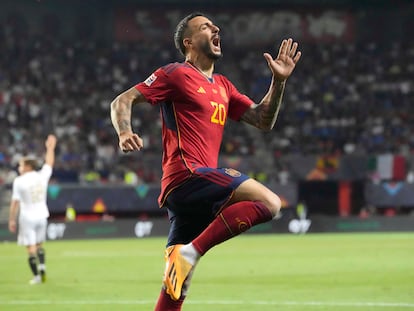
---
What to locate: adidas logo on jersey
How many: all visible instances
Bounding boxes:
[197,87,206,93]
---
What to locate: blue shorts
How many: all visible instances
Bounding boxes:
[165,167,250,246]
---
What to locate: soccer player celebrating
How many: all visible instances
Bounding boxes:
[110,12,301,310]
[8,134,57,285]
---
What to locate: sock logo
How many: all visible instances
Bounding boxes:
[237,220,249,232]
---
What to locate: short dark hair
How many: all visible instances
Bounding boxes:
[174,12,205,56]
[22,157,38,170]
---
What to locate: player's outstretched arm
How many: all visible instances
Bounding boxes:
[45,134,57,167]
[241,38,301,131]
[110,86,146,153]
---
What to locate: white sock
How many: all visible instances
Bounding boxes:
[180,243,200,266]
[39,264,46,271]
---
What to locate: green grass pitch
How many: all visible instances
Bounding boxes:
[1,233,413,311]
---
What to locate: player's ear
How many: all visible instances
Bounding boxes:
[183,38,192,50]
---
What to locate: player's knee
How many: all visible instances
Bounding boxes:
[262,193,281,218]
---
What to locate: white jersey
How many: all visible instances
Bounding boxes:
[12,164,52,221]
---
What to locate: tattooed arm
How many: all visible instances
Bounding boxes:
[241,38,301,131]
[110,86,147,152]
[241,79,286,131]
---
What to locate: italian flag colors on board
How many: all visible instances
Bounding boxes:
[368,154,406,181]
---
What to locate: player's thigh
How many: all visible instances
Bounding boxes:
[35,219,47,244]
[18,219,37,246]
[229,178,281,213]
[166,167,249,216]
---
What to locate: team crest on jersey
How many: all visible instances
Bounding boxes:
[219,86,228,102]
[144,73,157,86]
[224,168,241,177]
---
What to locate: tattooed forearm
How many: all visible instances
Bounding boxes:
[110,87,145,136]
[259,79,285,129]
[242,79,286,131]
[111,97,133,135]
[240,108,262,128]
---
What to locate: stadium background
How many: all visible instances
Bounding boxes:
[0,0,413,239]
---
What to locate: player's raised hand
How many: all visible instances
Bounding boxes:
[263,38,301,82]
[119,131,144,153]
[45,134,57,149]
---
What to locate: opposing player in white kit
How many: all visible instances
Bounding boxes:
[8,134,57,285]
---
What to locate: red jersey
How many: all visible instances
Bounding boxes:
[135,62,253,206]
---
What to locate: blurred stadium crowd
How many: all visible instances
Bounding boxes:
[0,1,413,186]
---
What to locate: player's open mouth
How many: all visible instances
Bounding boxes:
[212,36,220,50]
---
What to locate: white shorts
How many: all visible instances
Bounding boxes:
[18,218,48,246]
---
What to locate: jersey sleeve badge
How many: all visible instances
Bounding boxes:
[224,168,242,177]
[144,73,157,86]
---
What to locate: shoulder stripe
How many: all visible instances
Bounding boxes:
[162,62,186,74]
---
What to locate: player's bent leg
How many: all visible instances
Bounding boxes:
[192,200,273,256]
[157,171,280,306]
[229,178,282,218]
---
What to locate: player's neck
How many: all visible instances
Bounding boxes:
[185,57,214,79]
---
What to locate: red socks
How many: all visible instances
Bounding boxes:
[192,201,272,255]
[154,289,184,311]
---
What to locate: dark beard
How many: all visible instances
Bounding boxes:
[201,40,222,60]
